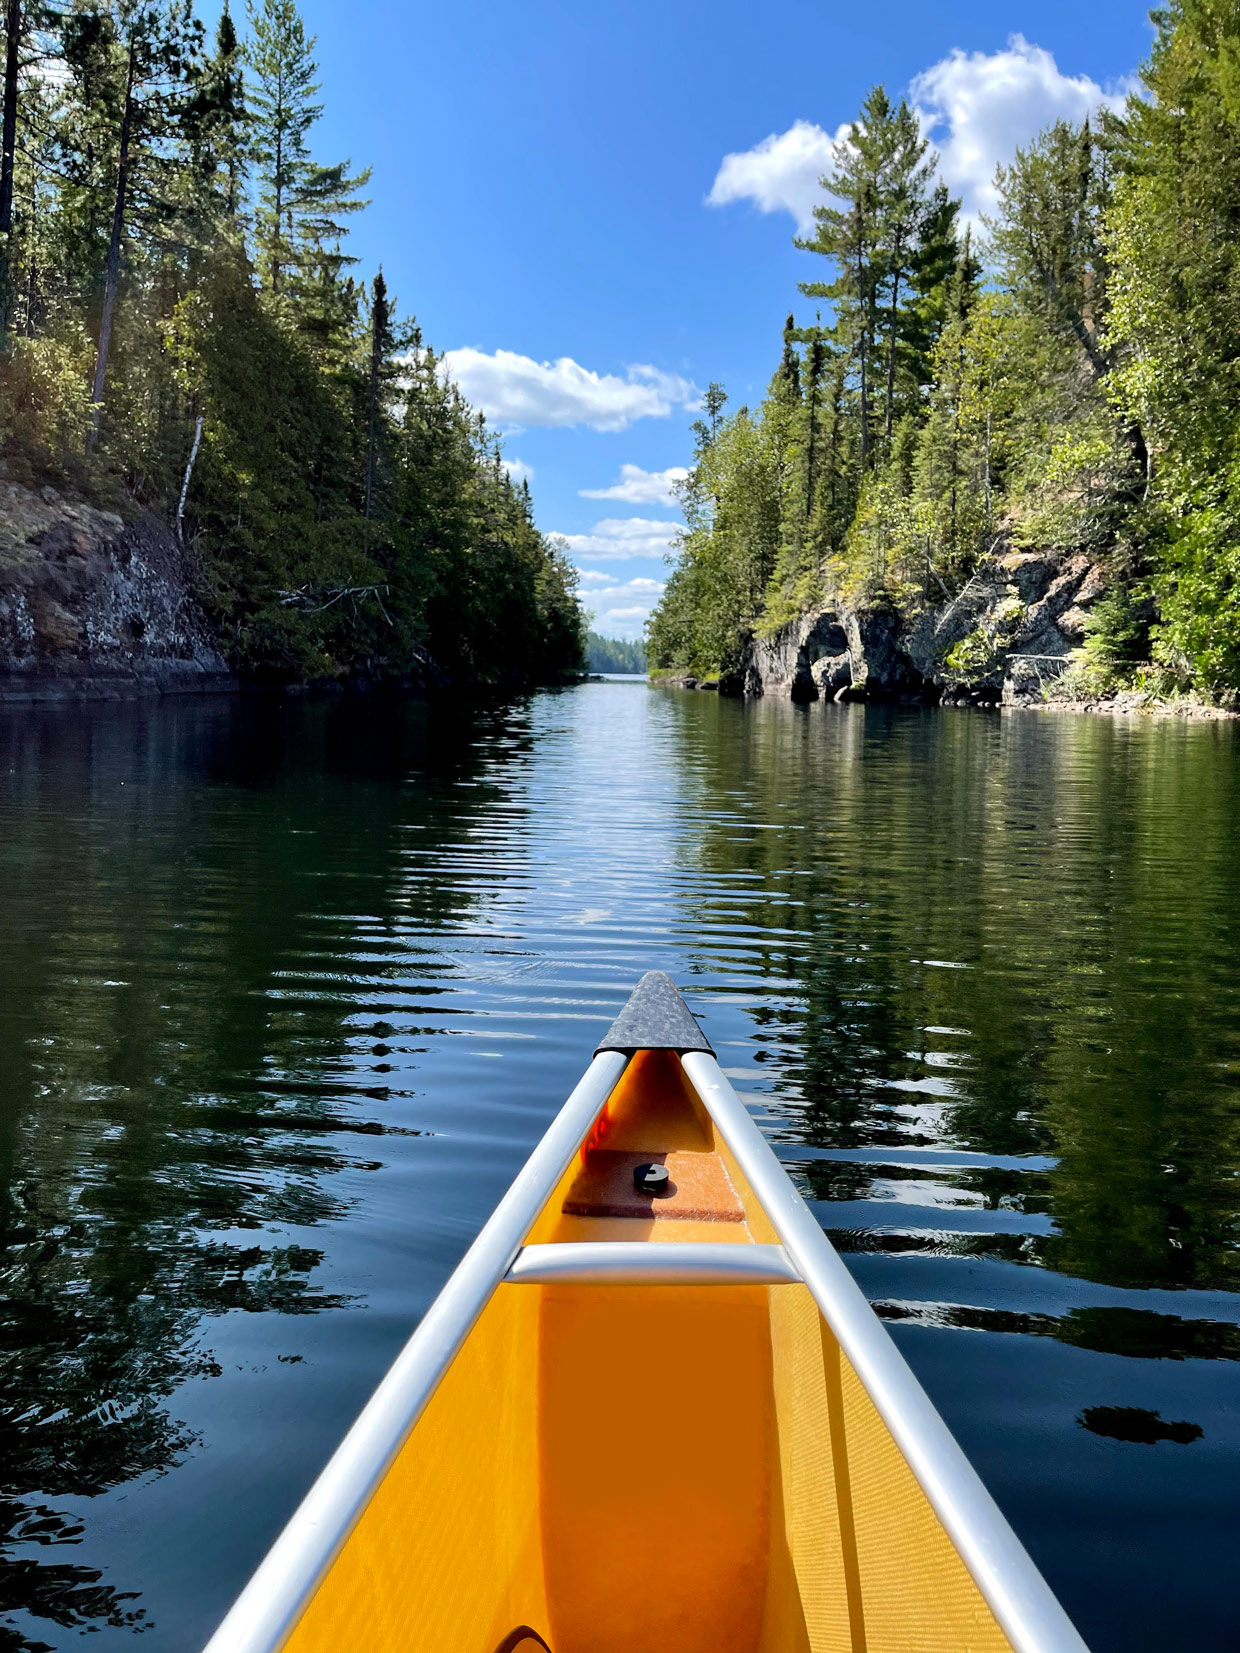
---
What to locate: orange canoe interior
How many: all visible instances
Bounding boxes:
[282,1049,1013,1653]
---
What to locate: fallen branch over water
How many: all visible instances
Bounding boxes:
[276,584,394,624]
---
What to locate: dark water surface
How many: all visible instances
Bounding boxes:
[2,684,1239,1652]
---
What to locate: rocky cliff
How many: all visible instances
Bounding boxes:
[0,475,233,702]
[733,542,1106,707]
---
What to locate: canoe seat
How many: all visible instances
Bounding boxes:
[561,1148,743,1221]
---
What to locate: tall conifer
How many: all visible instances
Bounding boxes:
[245,0,367,297]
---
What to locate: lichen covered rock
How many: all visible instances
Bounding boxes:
[734,539,1108,706]
[0,475,232,700]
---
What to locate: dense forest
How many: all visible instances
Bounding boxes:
[586,630,646,673]
[0,0,585,685]
[649,1,1240,700]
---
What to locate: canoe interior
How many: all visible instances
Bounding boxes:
[283,1050,1013,1653]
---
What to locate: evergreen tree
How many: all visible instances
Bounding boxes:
[875,98,940,445]
[772,310,800,402]
[797,89,886,471]
[188,2,247,218]
[59,0,205,449]
[0,0,584,692]
[990,117,1126,442]
[1108,0,1240,686]
[797,87,958,475]
[245,0,367,298]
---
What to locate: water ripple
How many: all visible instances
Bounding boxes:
[1,688,1239,1651]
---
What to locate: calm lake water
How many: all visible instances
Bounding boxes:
[2,682,1239,1652]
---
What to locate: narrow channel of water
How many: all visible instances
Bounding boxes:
[2,683,1238,1651]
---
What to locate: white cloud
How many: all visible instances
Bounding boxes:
[501,456,533,486]
[707,39,1131,235]
[580,463,690,506]
[553,517,681,562]
[911,36,1130,222]
[440,350,699,433]
[576,574,666,640]
[707,118,849,237]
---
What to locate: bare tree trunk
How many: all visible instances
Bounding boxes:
[885,244,902,449]
[177,415,203,541]
[984,408,992,526]
[87,43,135,453]
[23,140,33,335]
[365,363,378,520]
[856,231,869,473]
[0,0,22,347]
[272,118,282,292]
[804,345,819,527]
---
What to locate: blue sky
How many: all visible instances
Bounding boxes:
[287,0,1154,639]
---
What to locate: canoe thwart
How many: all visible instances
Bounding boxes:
[505,1242,801,1285]
[595,969,714,1055]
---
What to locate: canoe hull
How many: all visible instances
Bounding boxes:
[280,1051,1013,1653]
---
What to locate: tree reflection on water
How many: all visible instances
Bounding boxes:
[0,696,504,1648]
[665,694,1240,1295]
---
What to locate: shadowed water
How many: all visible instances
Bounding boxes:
[1,683,1238,1652]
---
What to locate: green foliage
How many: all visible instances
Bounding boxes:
[1081,580,1151,668]
[0,324,93,459]
[1011,417,1134,553]
[990,118,1115,377]
[653,42,1240,699]
[0,0,584,688]
[586,631,646,673]
[245,0,369,299]
[796,87,959,463]
[943,594,1022,681]
[1105,0,1240,690]
[1148,496,1240,690]
[647,396,783,675]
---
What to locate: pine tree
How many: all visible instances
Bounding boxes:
[802,328,827,524]
[797,90,886,471]
[188,3,247,218]
[60,0,205,450]
[906,182,960,396]
[991,119,1116,383]
[0,0,54,340]
[772,311,800,402]
[876,98,940,446]
[245,0,368,298]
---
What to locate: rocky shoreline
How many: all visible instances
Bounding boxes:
[2,479,1229,720]
[654,540,1233,718]
[740,541,1105,707]
[0,471,584,705]
[0,474,236,704]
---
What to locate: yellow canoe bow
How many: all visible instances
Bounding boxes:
[203,972,1088,1653]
